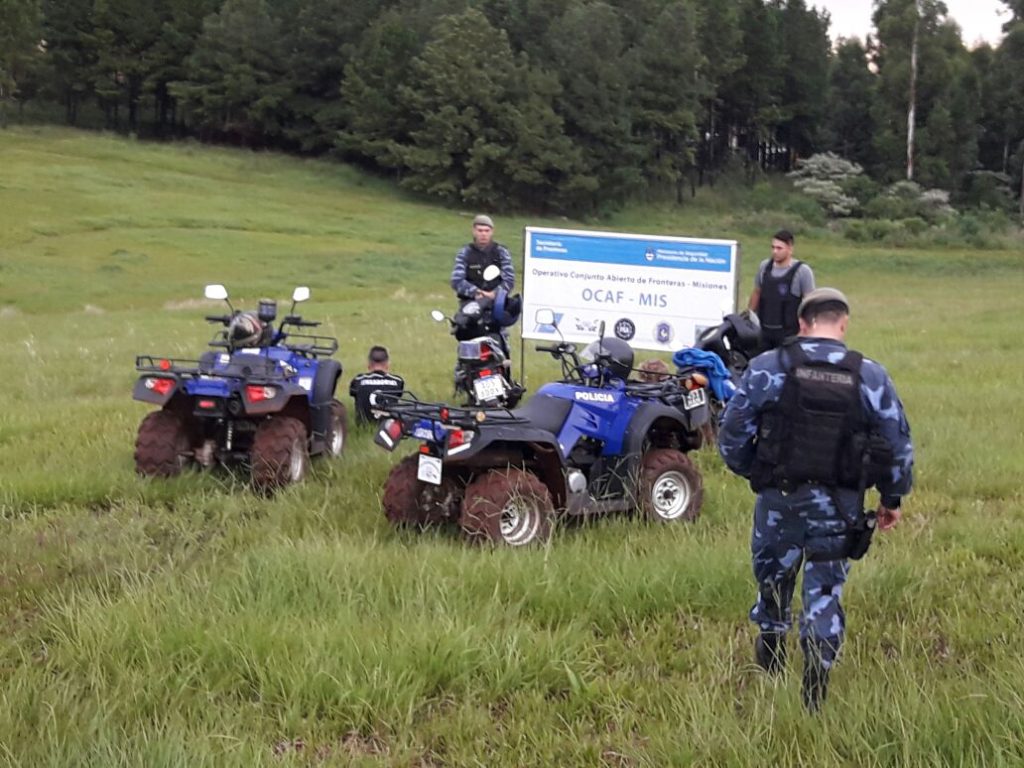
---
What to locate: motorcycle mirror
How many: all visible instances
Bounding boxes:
[535,309,556,327]
[482,264,501,282]
[430,310,446,323]
[204,284,228,301]
[292,286,310,303]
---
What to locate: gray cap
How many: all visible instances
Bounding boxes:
[472,214,494,228]
[798,287,850,319]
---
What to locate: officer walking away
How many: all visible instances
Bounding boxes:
[349,346,405,426]
[747,229,815,350]
[450,214,515,301]
[718,288,914,711]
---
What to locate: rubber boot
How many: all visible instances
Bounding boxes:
[801,651,830,712]
[754,632,787,675]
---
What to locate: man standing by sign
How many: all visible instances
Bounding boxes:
[718,288,913,711]
[450,215,515,301]
[747,229,815,349]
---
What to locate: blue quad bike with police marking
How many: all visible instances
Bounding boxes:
[373,311,713,546]
[132,284,347,491]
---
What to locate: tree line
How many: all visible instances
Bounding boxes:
[2,0,1023,215]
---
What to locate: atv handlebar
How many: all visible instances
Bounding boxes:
[283,316,320,328]
[205,314,231,324]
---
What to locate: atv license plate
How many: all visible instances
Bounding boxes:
[473,374,506,402]
[684,387,708,410]
[417,454,443,485]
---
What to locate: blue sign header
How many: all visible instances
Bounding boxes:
[530,232,733,273]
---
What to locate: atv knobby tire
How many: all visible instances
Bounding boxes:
[251,416,309,491]
[382,455,461,528]
[460,468,554,546]
[324,399,348,458]
[134,410,191,477]
[638,449,703,522]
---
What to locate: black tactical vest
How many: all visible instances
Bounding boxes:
[463,244,504,292]
[750,343,867,492]
[758,260,803,347]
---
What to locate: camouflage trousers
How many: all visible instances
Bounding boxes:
[750,485,860,669]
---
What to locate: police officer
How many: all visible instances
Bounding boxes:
[450,214,515,301]
[718,287,914,711]
[747,229,815,349]
[348,346,405,426]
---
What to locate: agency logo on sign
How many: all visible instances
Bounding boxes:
[614,318,636,341]
[644,247,656,262]
[655,322,674,344]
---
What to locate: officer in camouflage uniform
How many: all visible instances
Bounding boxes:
[718,287,914,711]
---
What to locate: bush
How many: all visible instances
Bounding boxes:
[861,181,957,225]
[788,152,864,218]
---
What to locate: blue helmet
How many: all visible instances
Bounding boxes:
[492,289,522,327]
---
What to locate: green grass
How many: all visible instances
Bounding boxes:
[1,125,1023,766]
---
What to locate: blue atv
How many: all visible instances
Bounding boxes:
[373,311,712,546]
[132,284,347,490]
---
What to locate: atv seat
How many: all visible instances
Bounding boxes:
[511,394,572,435]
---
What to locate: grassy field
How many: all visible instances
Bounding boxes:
[1,125,1023,766]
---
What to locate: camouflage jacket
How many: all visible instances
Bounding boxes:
[718,337,914,507]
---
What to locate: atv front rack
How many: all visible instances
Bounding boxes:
[279,333,338,358]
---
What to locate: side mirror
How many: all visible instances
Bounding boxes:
[292,286,310,303]
[205,284,228,301]
[430,310,446,323]
[482,264,501,282]
[535,309,555,327]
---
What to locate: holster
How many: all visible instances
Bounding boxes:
[845,511,877,560]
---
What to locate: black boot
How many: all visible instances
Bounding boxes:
[801,653,830,712]
[754,632,787,675]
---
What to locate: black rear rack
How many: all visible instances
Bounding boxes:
[382,393,528,428]
[135,354,289,384]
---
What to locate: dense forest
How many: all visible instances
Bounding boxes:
[2,0,1023,215]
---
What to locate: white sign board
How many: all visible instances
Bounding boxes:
[522,227,740,351]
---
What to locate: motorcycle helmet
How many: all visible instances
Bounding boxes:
[492,290,522,327]
[725,309,761,350]
[228,312,264,348]
[581,337,634,381]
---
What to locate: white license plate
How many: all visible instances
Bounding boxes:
[417,454,443,485]
[684,387,708,410]
[473,374,507,402]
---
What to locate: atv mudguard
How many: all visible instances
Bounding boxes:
[309,359,342,444]
[598,402,702,498]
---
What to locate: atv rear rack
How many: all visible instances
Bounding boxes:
[382,394,528,428]
[135,354,289,384]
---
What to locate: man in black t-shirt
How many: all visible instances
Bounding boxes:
[348,346,405,425]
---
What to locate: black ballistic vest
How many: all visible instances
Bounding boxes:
[758,260,803,345]
[750,343,868,492]
[463,244,504,292]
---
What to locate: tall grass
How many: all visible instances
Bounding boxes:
[1,126,1022,765]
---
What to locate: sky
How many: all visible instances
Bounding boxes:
[813,0,1011,48]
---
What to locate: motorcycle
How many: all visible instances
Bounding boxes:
[431,264,525,409]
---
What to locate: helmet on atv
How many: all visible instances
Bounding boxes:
[581,337,634,381]
[228,312,265,349]
[725,309,760,349]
